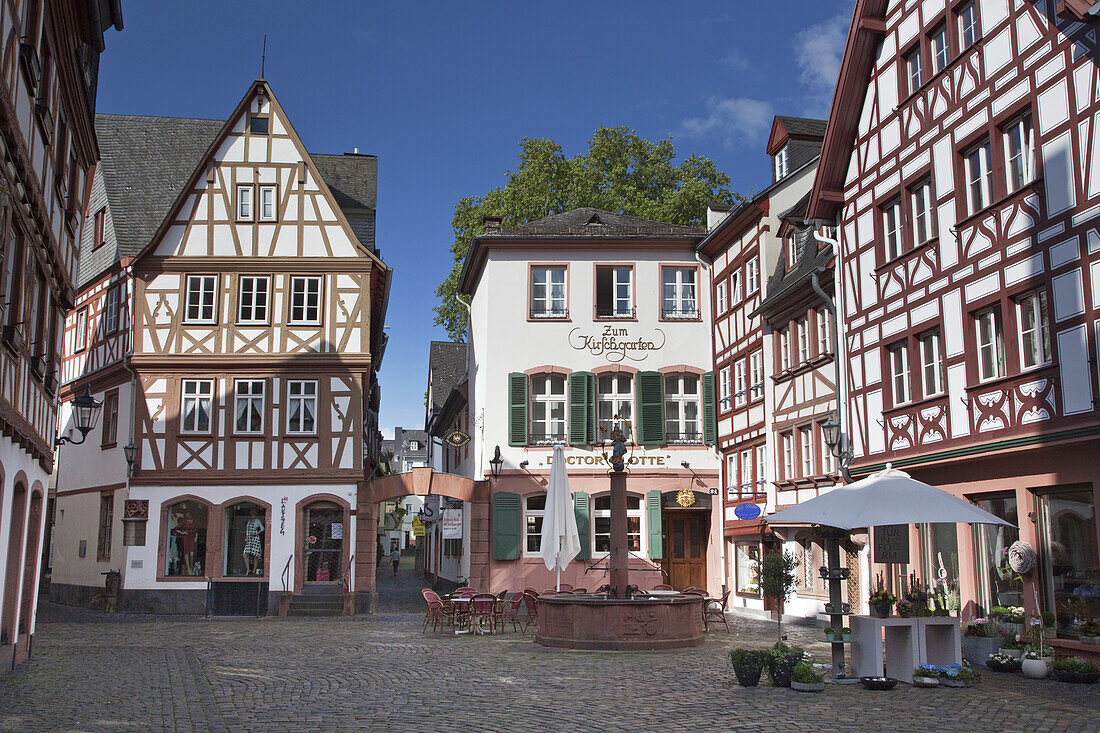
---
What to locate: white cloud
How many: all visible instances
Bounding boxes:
[793,8,854,116]
[680,96,775,148]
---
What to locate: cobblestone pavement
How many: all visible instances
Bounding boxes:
[3,598,1100,733]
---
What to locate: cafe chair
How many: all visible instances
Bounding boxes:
[703,590,731,633]
[469,593,498,634]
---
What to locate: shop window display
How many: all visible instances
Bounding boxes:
[736,543,760,596]
[1039,489,1099,635]
[973,494,1022,611]
[225,502,266,576]
[921,523,961,615]
[166,501,208,576]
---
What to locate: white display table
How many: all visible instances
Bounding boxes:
[850,616,961,683]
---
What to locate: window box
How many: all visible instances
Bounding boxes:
[19,41,40,89]
[29,355,46,381]
[44,370,58,396]
[2,325,24,354]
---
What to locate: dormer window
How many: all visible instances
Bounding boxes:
[249,115,269,135]
[774,146,789,180]
[785,234,797,269]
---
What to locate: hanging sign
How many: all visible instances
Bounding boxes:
[442,509,463,539]
[733,503,763,521]
[412,517,426,537]
[873,525,909,564]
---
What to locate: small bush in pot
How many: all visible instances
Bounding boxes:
[1052,656,1100,684]
[1000,631,1024,659]
[790,660,824,692]
[823,627,836,642]
[986,652,1022,673]
[766,642,804,688]
[840,626,851,642]
[729,648,770,687]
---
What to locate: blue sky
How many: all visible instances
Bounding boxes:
[94,1,853,437]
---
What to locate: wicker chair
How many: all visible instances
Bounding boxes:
[703,590,731,633]
[494,592,525,633]
[469,593,498,634]
[421,589,454,633]
[521,591,539,635]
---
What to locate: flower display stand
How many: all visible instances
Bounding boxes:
[850,616,961,684]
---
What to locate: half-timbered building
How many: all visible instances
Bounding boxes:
[809,0,1100,647]
[50,80,390,616]
[0,0,121,674]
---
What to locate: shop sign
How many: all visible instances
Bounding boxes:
[412,517,425,537]
[280,496,288,535]
[543,451,670,468]
[873,525,909,564]
[442,509,463,539]
[733,503,763,521]
[331,522,343,540]
[568,325,666,362]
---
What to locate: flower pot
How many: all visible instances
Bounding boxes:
[768,654,799,688]
[841,632,851,642]
[790,680,824,692]
[870,602,892,618]
[962,636,1000,667]
[1021,658,1050,679]
[859,676,899,690]
[824,632,836,643]
[913,676,940,688]
[1052,669,1100,684]
[940,678,972,688]
[999,648,1023,660]
[733,664,765,687]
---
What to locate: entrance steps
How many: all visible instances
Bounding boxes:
[286,585,344,617]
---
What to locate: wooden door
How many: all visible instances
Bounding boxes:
[663,511,707,591]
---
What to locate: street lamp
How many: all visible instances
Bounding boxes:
[489,445,504,479]
[821,412,854,482]
[123,442,138,477]
[821,414,841,454]
[54,388,102,447]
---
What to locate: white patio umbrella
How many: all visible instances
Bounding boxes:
[765,465,1015,529]
[540,444,581,590]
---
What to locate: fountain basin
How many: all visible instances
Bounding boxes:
[536,594,705,650]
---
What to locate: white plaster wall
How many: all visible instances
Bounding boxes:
[0,437,51,637]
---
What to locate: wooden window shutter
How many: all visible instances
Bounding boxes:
[492,491,521,560]
[574,491,590,561]
[646,490,663,560]
[568,372,594,446]
[508,372,528,446]
[635,371,664,446]
[702,371,717,445]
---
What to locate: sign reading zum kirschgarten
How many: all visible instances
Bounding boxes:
[568,325,665,362]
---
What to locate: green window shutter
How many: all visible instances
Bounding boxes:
[508,373,528,446]
[636,371,664,446]
[646,490,663,560]
[568,372,593,446]
[585,373,597,444]
[492,491,521,560]
[702,371,717,445]
[574,491,590,561]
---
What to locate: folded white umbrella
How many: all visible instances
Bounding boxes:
[540,444,582,589]
[765,465,1015,530]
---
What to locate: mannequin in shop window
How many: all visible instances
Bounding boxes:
[173,507,198,575]
[243,508,265,576]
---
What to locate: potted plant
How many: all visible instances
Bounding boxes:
[1051,656,1100,684]
[823,627,836,642]
[766,641,804,688]
[1021,645,1053,679]
[869,572,896,618]
[840,626,851,642]
[962,617,1001,667]
[1039,611,1056,639]
[913,664,941,687]
[939,662,978,687]
[986,652,1022,673]
[729,648,770,687]
[760,551,798,642]
[895,600,914,618]
[999,631,1024,660]
[1002,605,1025,636]
[1079,621,1100,645]
[790,660,825,692]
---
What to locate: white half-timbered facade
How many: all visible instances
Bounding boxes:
[51,80,390,615]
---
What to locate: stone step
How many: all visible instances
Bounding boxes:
[286,606,344,617]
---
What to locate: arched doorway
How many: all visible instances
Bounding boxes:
[299,499,348,588]
[2,482,27,647]
[19,489,44,637]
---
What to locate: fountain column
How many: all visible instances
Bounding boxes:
[609,470,629,597]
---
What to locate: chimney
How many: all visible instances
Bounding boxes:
[482,215,503,233]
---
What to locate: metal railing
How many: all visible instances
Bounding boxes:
[530,307,568,319]
[281,554,293,593]
[595,306,635,319]
[665,431,702,445]
[661,307,699,320]
[343,554,355,593]
[529,429,567,446]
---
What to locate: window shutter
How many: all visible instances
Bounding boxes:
[568,372,593,446]
[492,491,521,560]
[646,490,663,560]
[636,371,664,446]
[585,373,597,444]
[508,373,527,446]
[702,371,717,445]
[574,491,590,561]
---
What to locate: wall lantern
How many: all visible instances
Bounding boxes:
[54,388,102,447]
[489,445,504,479]
[123,442,138,477]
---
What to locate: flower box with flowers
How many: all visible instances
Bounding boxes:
[986,652,1022,673]
[962,617,1001,667]
[912,665,940,688]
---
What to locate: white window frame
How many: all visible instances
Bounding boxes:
[75,308,87,350]
[530,374,567,445]
[780,327,792,371]
[919,329,946,398]
[1015,290,1052,370]
[595,265,632,318]
[234,379,265,434]
[756,444,767,490]
[734,361,747,407]
[965,140,993,214]
[181,379,214,434]
[289,276,322,325]
[930,23,948,74]
[530,265,567,318]
[817,307,831,355]
[746,257,759,293]
[911,178,934,246]
[236,185,254,221]
[258,184,277,222]
[958,1,978,50]
[785,235,797,269]
[726,453,738,498]
[889,341,911,405]
[907,48,923,94]
[719,366,732,408]
[597,373,633,443]
[883,198,903,261]
[975,306,1006,382]
[716,279,728,314]
[819,422,835,475]
[593,494,643,554]
[782,431,794,480]
[524,493,546,555]
[237,275,270,325]
[775,145,789,180]
[661,267,697,319]
[286,379,318,434]
[185,275,217,324]
[739,448,752,492]
[800,426,813,478]
[1004,113,1035,194]
[104,286,120,334]
[664,373,701,444]
[749,350,764,401]
[730,269,742,303]
[797,316,810,363]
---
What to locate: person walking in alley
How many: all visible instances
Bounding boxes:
[389,544,401,576]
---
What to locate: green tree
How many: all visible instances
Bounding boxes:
[760,550,798,643]
[433,127,740,340]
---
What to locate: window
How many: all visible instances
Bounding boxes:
[797,316,810,363]
[259,184,277,222]
[819,422,835,475]
[101,391,118,446]
[911,178,934,246]
[739,449,752,492]
[889,341,911,404]
[594,494,641,553]
[289,276,322,324]
[181,379,214,433]
[785,234,797,270]
[715,279,728,314]
[779,327,792,371]
[800,426,813,477]
[774,145,789,180]
[734,362,747,407]
[664,373,700,444]
[236,185,253,221]
[234,380,265,434]
[524,494,546,553]
[749,350,764,400]
[756,444,767,489]
[530,266,567,318]
[287,380,318,434]
[817,307,831,355]
[882,198,903,260]
[597,373,632,442]
[661,267,697,319]
[93,208,106,249]
[104,285,120,333]
[249,115,269,135]
[1015,290,1051,369]
[746,257,759,293]
[224,502,265,576]
[975,306,1006,381]
[1004,113,1035,194]
[97,493,113,562]
[185,275,217,323]
[906,47,923,94]
[735,543,760,595]
[530,374,566,445]
[965,139,993,214]
[237,276,269,324]
[719,366,732,408]
[595,265,632,318]
[930,24,948,74]
[919,329,946,397]
[958,1,978,49]
[74,308,87,351]
[725,453,738,498]
[782,432,794,480]
[165,500,208,577]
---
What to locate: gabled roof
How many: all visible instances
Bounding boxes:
[494,207,703,238]
[428,341,468,414]
[767,116,828,155]
[752,224,833,323]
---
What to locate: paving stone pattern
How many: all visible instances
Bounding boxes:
[3,596,1100,732]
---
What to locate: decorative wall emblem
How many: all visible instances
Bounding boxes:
[123,500,149,520]
[568,325,665,362]
[444,430,470,449]
[623,608,659,637]
[676,489,696,508]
